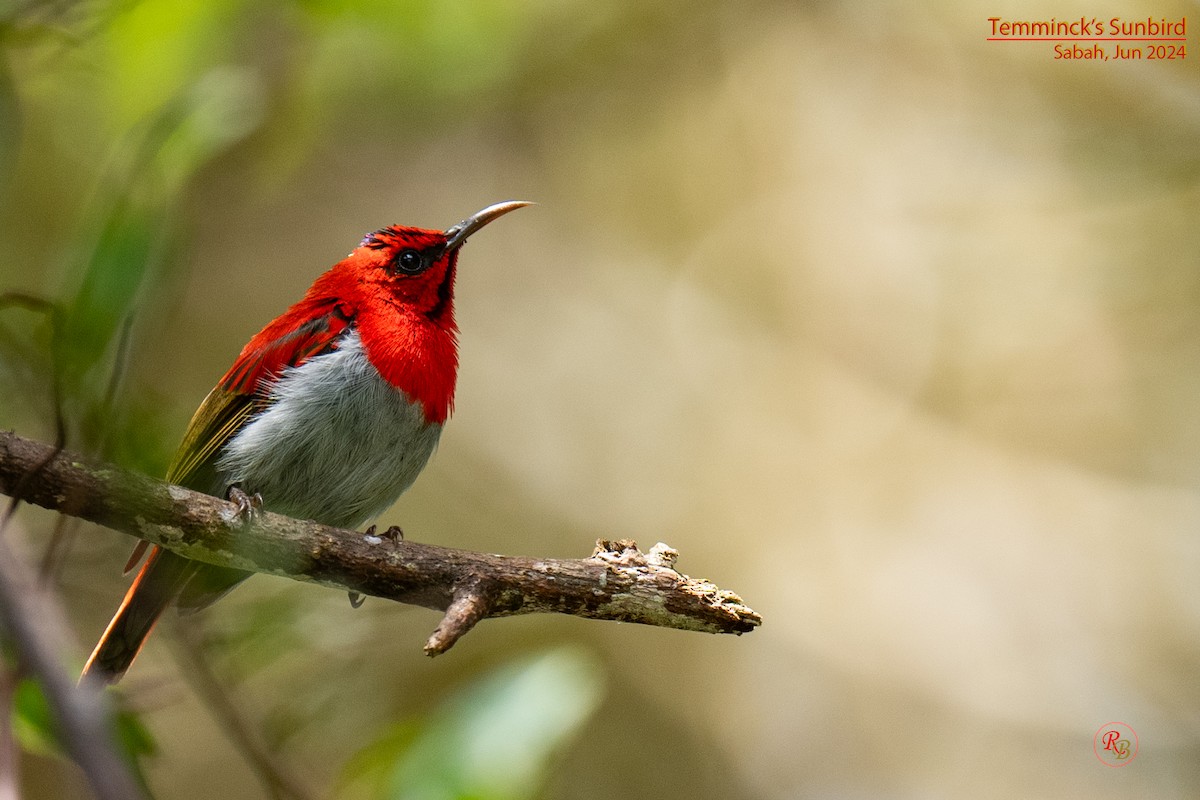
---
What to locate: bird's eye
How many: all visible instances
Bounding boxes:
[395,249,424,274]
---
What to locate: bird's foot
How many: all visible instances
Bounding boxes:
[361,524,404,545]
[226,486,264,528]
[348,526,403,608]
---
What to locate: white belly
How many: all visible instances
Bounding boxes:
[217,329,442,529]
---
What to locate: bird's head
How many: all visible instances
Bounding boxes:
[351,201,532,320]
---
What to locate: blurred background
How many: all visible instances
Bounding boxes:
[1,0,1198,797]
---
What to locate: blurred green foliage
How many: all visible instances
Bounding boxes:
[340,647,604,800]
[11,676,155,781]
[57,66,262,465]
[10,676,58,759]
[1,2,266,475]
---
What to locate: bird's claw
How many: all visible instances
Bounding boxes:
[227,486,264,527]
[349,525,404,608]
[361,525,403,546]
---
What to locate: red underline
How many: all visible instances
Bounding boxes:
[987,37,1186,41]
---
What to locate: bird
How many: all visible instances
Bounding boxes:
[81,200,531,684]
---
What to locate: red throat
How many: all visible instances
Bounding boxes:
[354,290,459,424]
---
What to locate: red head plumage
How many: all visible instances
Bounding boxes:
[219,202,531,425]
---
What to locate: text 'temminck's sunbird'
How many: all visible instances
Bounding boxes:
[83,201,532,684]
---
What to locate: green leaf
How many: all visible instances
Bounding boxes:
[112,706,157,763]
[339,719,423,797]
[366,647,605,800]
[11,677,57,757]
[11,677,156,774]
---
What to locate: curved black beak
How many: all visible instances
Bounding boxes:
[444,201,533,251]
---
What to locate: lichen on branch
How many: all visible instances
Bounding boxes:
[0,430,761,653]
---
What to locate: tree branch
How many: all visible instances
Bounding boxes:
[0,430,761,653]
[0,505,145,800]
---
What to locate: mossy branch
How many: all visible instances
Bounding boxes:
[0,430,761,653]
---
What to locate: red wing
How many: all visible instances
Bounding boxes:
[221,299,356,395]
[165,299,355,490]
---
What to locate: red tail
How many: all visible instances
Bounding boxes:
[81,547,196,685]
